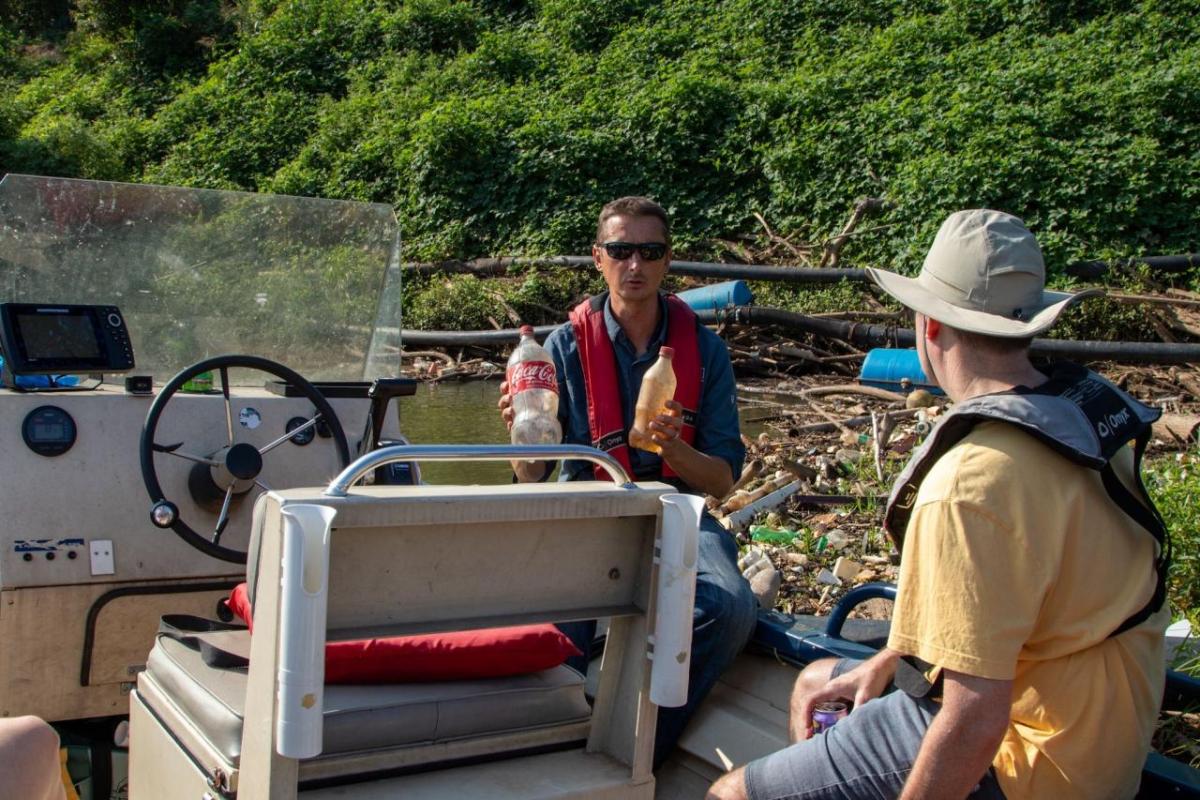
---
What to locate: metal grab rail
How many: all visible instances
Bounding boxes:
[324,444,636,497]
[824,582,898,640]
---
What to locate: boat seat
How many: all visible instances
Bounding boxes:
[131,479,677,799]
[139,631,590,768]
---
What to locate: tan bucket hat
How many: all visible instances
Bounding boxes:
[866,209,1102,338]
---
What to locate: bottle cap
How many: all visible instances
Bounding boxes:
[519,325,534,336]
[660,346,675,358]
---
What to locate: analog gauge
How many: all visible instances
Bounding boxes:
[286,416,316,446]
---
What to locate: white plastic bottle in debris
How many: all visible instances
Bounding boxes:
[507,325,562,448]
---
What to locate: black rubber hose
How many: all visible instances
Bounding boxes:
[1065,253,1199,280]
[698,307,1200,364]
[403,254,1197,284]
[403,256,868,283]
[400,305,1200,364]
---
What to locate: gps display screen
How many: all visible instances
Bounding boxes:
[17,312,101,359]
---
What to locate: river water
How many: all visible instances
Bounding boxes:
[397,380,768,485]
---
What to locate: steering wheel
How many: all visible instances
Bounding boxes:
[140,354,351,564]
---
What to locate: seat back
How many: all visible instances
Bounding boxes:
[238,479,672,800]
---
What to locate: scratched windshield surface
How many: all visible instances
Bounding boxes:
[0,174,402,382]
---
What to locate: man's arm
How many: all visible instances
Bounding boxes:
[662,330,742,497]
[655,399,735,496]
[898,669,1011,800]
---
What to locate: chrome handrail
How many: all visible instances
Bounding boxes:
[324,444,636,497]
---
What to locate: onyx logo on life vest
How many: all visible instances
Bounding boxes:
[1096,406,1132,440]
[508,361,558,393]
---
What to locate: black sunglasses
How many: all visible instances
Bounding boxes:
[598,241,668,261]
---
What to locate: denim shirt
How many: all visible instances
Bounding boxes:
[543,295,744,490]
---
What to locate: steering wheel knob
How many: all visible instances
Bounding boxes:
[151,500,179,528]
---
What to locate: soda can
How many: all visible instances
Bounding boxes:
[811,701,849,734]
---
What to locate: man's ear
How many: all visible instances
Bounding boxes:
[924,317,942,340]
[592,243,603,269]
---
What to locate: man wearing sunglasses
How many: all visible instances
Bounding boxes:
[499,195,757,766]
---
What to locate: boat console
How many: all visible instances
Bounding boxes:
[0,175,405,726]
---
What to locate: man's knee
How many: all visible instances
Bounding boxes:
[3,716,60,761]
[695,574,757,639]
[708,766,749,800]
[795,657,841,695]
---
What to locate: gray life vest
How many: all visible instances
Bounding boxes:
[885,362,1170,640]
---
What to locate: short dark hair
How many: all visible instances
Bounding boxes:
[951,327,1034,355]
[595,196,671,245]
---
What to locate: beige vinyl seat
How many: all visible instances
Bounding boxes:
[130,479,675,800]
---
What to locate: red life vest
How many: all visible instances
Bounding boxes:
[568,293,702,481]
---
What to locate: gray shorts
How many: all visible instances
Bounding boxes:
[744,659,1006,800]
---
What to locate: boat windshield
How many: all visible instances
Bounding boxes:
[0,174,402,382]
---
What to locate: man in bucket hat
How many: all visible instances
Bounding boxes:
[710,210,1169,800]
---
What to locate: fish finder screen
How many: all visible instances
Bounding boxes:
[18,313,101,359]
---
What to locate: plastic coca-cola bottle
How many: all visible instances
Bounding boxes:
[507,325,563,447]
[629,345,677,454]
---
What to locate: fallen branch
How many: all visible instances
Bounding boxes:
[800,384,906,403]
[819,197,889,268]
[789,407,922,434]
[400,349,457,366]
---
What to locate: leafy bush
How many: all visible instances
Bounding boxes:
[1,0,1197,291]
[1144,452,1200,627]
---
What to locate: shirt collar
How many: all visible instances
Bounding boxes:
[602,293,668,355]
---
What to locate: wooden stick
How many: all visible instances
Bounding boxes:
[800,384,906,403]
[789,408,921,434]
[805,397,855,437]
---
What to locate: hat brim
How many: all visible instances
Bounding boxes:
[866,267,1103,338]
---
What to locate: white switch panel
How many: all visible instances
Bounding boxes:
[89,539,115,576]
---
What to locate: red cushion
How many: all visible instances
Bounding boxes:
[225,583,580,684]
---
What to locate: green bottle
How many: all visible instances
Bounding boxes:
[182,370,214,393]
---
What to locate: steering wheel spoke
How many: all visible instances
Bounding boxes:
[221,366,234,447]
[212,486,235,544]
[154,443,221,467]
[260,414,319,456]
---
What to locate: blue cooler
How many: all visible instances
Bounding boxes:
[676,280,752,311]
[859,348,942,394]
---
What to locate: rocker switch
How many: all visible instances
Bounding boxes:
[89,540,115,576]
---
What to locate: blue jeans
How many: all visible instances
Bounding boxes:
[559,512,759,767]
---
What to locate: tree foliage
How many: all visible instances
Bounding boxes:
[2,0,1197,276]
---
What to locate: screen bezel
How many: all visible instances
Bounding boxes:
[0,303,123,374]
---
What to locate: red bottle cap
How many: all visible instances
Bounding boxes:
[660,346,675,358]
[519,325,534,336]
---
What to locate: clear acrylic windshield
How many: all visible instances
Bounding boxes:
[0,174,402,382]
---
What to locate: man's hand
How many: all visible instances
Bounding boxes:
[650,399,685,450]
[499,379,550,482]
[498,379,516,431]
[648,399,735,497]
[789,650,899,742]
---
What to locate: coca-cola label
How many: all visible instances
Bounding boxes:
[508,360,558,393]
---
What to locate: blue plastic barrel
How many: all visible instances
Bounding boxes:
[676,280,752,311]
[859,348,942,394]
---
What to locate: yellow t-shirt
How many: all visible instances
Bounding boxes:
[888,421,1167,800]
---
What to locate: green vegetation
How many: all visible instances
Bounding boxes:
[3,0,1198,287]
[1145,451,1200,634]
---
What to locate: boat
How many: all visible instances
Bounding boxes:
[1,173,1196,799]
